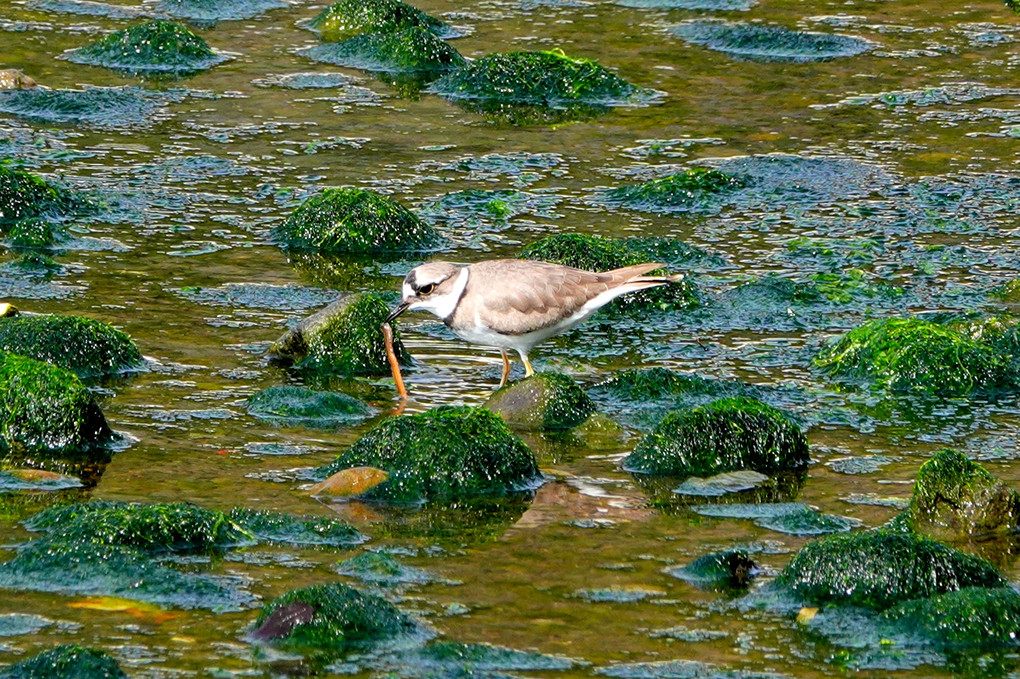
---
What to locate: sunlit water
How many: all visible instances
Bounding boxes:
[1,0,1019,676]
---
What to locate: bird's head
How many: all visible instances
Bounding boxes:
[385,261,467,323]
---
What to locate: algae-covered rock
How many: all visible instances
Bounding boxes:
[429,49,658,109]
[301,27,465,75]
[518,233,696,313]
[672,21,874,62]
[884,586,1020,649]
[774,529,1005,610]
[625,397,808,477]
[250,582,420,655]
[271,187,443,254]
[603,168,746,213]
[664,549,756,589]
[0,352,112,456]
[308,0,454,42]
[246,385,374,428]
[814,317,1017,396]
[0,644,126,679]
[0,314,143,378]
[63,20,228,75]
[483,372,595,431]
[334,551,435,586]
[905,448,1020,540]
[5,218,65,248]
[317,406,541,503]
[268,293,409,376]
[0,86,171,129]
[0,165,91,228]
[228,507,367,547]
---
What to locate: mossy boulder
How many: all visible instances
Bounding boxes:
[303,27,465,74]
[884,586,1020,649]
[815,317,1018,396]
[774,529,1005,610]
[317,406,541,504]
[519,233,696,313]
[0,644,126,679]
[0,314,143,378]
[665,549,757,589]
[624,397,808,477]
[308,0,454,42]
[246,385,374,428]
[604,168,746,212]
[271,187,443,254]
[903,448,1020,540]
[0,165,91,228]
[429,49,657,108]
[5,218,64,248]
[63,20,227,74]
[0,352,112,456]
[268,292,409,376]
[250,582,420,655]
[483,372,595,431]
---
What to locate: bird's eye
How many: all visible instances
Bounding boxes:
[418,283,435,295]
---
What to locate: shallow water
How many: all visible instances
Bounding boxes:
[1,0,1019,676]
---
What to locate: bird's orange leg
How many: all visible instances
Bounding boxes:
[518,351,535,378]
[499,349,511,388]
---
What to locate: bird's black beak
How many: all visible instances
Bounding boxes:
[385,299,411,324]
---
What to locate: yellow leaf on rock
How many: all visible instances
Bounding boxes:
[309,466,389,497]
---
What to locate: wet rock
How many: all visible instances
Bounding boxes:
[63,20,229,75]
[774,529,1005,610]
[154,0,288,23]
[0,314,143,378]
[814,317,1018,396]
[671,21,874,62]
[0,352,112,456]
[0,70,38,91]
[904,448,1020,540]
[665,549,757,589]
[301,27,465,75]
[519,233,697,313]
[0,468,82,492]
[624,397,809,477]
[228,507,367,547]
[483,372,595,431]
[316,405,541,503]
[883,586,1020,649]
[246,385,374,428]
[602,168,746,213]
[271,187,443,254]
[0,165,94,229]
[0,644,126,678]
[308,0,455,42]
[0,86,174,128]
[249,582,421,656]
[268,292,410,376]
[673,470,770,497]
[429,48,659,110]
[691,502,855,536]
[619,0,753,7]
[371,642,579,675]
[334,551,435,585]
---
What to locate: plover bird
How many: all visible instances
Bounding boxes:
[385,259,683,387]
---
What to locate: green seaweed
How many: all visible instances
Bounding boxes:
[271,187,443,254]
[227,507,366,547]
[774,529,1005,610]
[317,406,540,503]
[884,587,1020,649]
[0,644,126,679]
[625,397,809,477]
[269,292,410,376]
[302,27,465,74]
[483,372,595,430]
[308,0,453,42]
[0,314,143,378]
[814,317,1018,395]
[604,168,746,212]
[0,165,90,228]
[245,385,374,428]
[64,20,224,74]
[5,218,63,248]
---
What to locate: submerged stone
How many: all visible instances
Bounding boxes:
[316,406,541,504]
[0,165,92,228]
[271,187,443,254]
[308,0,455,42]
[591,367,756,402]
[483,372,595,431]
[154,0,289,22]
[774,530,1005,610]
[374,642,579,675]
[603,168,746,213]
[618,0,753,7]
[0,352,112,456]
[905,448,1020,541]
[334,551,435,586]
[518,233,697,313]
[814,317,1018,396]
[246,385,374,428]
[301,27,465,75]
[0,86,173,128]
[63,20,228,75]
[429,49,659,108]
[673,470,770,497]
[664,549,757,589]
[268,293,410,376]
[0,644,126,679]
[228,507,366,547]
[0,70,38,91]
[671,21,873,62]
[625,397,809,477]
[884,586,1020,649]
[250,582,420,655]
[0,314,143,378]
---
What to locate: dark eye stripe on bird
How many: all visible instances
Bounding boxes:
[385,259,682,389]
